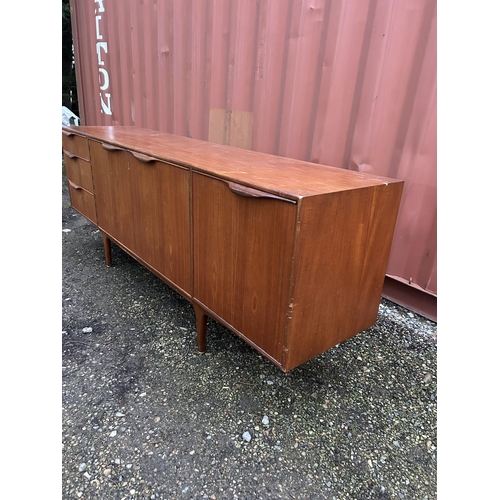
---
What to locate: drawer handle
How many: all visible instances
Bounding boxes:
[63,150,77,159]
[62,130,75,137]
[227,182,295,203]
[102,142,125,152]
[131,151,155,163]
[68,180,83,191]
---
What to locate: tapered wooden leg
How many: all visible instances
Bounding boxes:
[101,232,112,267]
[194,303,207,352]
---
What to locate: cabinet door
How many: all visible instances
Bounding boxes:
[126,151,191,294]
[90,141,191,294]
[192,173,297,364]
[89,140,135,251]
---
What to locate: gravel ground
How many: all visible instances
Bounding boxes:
[62,171,437,500]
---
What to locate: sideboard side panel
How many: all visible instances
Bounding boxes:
[284,182,404,371]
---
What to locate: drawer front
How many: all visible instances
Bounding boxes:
[68,181,97,224]
[63,151,93,193]
[193,173,297,364]
[62,131,90,160]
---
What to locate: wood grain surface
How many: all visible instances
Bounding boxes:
[63,125,404,371]
[283,183,404,371]
[64,126,401,199]
[192,172,296,364]
[89,140,191,293]
[63,152,93,193]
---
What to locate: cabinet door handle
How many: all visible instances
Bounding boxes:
[227,182,295,203]
[63,150,77,159]
[68,180,83,191]
[131,151,155,163]
[102,142,125,152]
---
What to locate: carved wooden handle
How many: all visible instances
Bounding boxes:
[227,182,295,203]
[68,180,83,191]
[62,130,75,137]
[102,142,125,152]
[63,150,77,159]
[131,151,155,163]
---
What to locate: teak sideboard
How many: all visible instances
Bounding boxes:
[62,126,403,372]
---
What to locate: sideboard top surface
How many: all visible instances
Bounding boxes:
[63,126,402,199]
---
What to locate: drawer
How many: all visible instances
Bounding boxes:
[63,151,93,193]
[68,180,97,224]
[62,131,90,160]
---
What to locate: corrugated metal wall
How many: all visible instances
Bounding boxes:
[70,0,437,317]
